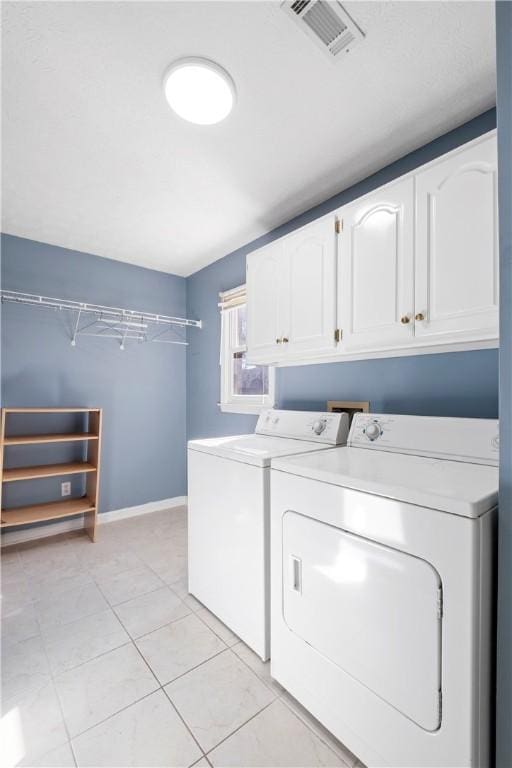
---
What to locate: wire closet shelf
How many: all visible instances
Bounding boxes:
[0,290,202,350]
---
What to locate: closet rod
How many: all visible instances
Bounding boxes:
[0,290,202,329]
[0,289,201,350]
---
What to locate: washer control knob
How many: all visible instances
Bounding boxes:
[312,419,327,435]
[365,422,382,441]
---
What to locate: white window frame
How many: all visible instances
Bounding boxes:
[219,285,275,414]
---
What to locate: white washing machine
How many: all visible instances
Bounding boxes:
[188,408,349,660]
[270,413,499,768]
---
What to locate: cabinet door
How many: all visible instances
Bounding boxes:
[282,216,337,357]
[415,134,498,341]
[338,177,415,352]
[246,239,285,363]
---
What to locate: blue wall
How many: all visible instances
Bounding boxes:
[1,235,188,513]
[1,111,501,520]
[496,2,512,765]
[187,109,499,441]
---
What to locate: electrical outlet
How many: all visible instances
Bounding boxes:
[61,481,71,497]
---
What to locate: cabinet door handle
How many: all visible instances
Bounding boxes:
[400,316,411,325]
[282,337,289,343]
[415,312,425,321]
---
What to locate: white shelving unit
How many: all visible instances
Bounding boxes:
[0,290,202,350]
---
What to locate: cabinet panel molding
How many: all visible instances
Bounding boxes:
[284,216,337,356]
[337,177,414,352]
[415,133,498,341]
[246,240,283,363]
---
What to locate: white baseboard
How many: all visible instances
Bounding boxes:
[99,496,187,523]
[2,517,86,546]
[1,496,188,548]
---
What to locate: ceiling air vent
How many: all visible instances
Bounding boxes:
[282,0,364,61]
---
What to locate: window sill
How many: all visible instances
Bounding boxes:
[219,402,273,415]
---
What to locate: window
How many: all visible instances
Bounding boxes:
[219,285,274,414]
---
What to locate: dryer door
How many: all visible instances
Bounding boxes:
[282,511,442,731]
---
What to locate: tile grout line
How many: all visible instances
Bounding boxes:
[193,607,240,648]
[133,621,239,758]
[140,546,188,587]
[33,618,77,767]
[68,735,79,768]
[93,574,167,610]
[163,647,279,761]
[30,571,112,632]
[131,633,169,690]
[93,594,208,758]
[10,529,185,607]
[147,645,230,688]
[49,636,133,677]
[36,602,114,637]
[11,520,165,761]
[199,688,351,768]
[68,686,163,747]
[59,639,209,764]
[111,594,193,644]
[4,510,356,768]
[5,550,204,763]
[15,629,168,751]
[230,643,282,698]
[132,605,201,643]
[162,685,208,760]
[163,571,355,762]
[6,574,274,763]
[203,698,277,760]
[4,518,179,601]
[59,597,209,763]
[278,694,356,767]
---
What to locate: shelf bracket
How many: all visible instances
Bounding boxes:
[71,309,82,347]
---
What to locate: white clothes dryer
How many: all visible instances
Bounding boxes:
[270,413,499,767]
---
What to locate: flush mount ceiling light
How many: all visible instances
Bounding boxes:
[163,58,236,125]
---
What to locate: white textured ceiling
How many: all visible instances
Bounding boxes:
[2,1,496,277]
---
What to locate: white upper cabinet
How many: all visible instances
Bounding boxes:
[282,216,337,357]
[245,131,498,367]
[415,134,498,341]
[337,177,415,352]
[246,239,284,363]
[247,216,337,363]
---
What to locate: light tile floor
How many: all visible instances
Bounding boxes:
[1,507,363,768]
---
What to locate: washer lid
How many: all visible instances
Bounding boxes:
[271,447,498,517]
[187,434,333,467]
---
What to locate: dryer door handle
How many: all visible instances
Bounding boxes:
[290,556,302,594]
